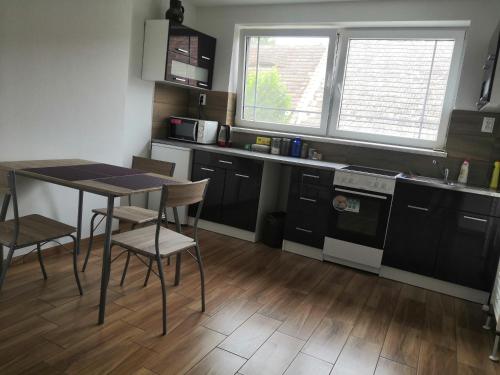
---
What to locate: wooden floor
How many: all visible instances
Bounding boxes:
[1,228,499,375]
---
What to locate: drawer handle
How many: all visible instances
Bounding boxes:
[219,160,233,165]
[295,227,312,234]
[175,48,189,54]
[235,173,250,179]
[198,82,208,87]
[201,55,211,61]
[300,197,317,203]
[407,205,429,212]
[303,174,319,179]
[174,77,186,82]
[463,215,487,223]
[200,167,214,172]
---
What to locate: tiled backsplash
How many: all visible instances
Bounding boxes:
[150,84,500,188]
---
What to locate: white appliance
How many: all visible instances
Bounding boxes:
[167,116,218,145]
[323,166,400,274]
[148,142,192,224]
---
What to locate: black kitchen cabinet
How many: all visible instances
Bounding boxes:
[383,179,500,291]
[435,212,499,291]
[189,151,263,231]
[142,20,216,90]
[284,167,334,249]
[222,169,262,231]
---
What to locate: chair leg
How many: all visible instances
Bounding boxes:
[36,243,48,280]
[143,258,153,287]
[174,253,182,286]
[194,244,206,312]
[120,251,131,287]
[156,255,168,335]
[70,236,83,295]
[0,247,15,292]
[82,213,99,272]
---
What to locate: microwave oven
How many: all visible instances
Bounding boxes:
[478,22,500,111]
[167,116,218,144]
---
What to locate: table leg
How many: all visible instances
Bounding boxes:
[76,190,84,255]
[98,195,115,325]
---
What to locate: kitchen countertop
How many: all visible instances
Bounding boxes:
[152,139,348,171]
[152,138,500,199]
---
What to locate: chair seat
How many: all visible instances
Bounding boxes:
[93,206,160,224]
[0,214,75,247]
[111,225,195,258]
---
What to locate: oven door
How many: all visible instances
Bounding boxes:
[168,118,198,142]
[328,186,392,249]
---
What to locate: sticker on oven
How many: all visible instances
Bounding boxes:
[333,195,360,213]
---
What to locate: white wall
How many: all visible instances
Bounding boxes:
[195,0,500,110]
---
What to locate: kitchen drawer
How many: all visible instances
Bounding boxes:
[193,150,263,176]
[284,212,326,249]
[291,167,334,188]
[287,185,331,215]
[449,191,498,217]
[393,180,452,212]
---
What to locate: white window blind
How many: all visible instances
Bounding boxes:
[337,39,455,142]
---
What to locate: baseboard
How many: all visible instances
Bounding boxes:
[282,240,323,261]
[188,217,256,242]
[380,266,490,304]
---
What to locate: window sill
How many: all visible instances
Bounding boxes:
[231,126,448,158]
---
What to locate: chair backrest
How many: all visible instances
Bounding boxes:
[132,156,175,177]
[0,169,20,247]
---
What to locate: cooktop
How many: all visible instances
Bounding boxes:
[342,165,401,177]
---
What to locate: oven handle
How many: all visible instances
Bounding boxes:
[334,187,388,200]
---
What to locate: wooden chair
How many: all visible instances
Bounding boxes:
[0,169,82,294]
[110,179,209,335]
[81,156,175,272]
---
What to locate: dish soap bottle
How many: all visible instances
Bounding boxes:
[457,160,469,184]
[490,161,500,190]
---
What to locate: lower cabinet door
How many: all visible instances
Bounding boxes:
[383,204,444,276]
[221,169,261,231]
[189,163,225,223]
[434,212,499,291]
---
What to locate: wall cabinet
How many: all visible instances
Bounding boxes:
[189,151,263,232]
[142,20,216,90]
[383,180,500,291]
[284,167,334,249]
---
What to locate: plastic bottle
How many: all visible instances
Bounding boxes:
[457,160,469,184]
[490,161,500,190]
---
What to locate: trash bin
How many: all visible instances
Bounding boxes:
[261,212,286,248]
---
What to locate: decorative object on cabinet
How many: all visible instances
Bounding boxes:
[165,0,185,24]
[142,20,216,90]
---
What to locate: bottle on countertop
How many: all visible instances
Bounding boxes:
[490,161,500,190]
[457,160,469,184]
[290,138,302,157]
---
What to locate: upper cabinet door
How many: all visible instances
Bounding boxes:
[168,24,191,56]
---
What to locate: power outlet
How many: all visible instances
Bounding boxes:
[482,117,495,133]
[199,93,207,106]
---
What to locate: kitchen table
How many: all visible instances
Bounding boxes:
[0,159,186,324]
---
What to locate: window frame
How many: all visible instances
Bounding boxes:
[328,27,466,149]
[235,26,466,151]
[235,28,338,136]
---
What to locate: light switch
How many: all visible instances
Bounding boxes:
[482,117,495,133]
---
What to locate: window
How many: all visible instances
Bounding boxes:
[330,28,465,149]
[237,29,337,135]
[236,27,465,150]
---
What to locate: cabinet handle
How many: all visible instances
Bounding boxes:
[175,48,189,54]
[295,227,312,234]
[201,55,211,61]
[198,82,208,87]
[303,173,319,179]
[174,77,186,82]
[407,205,429,212]
[463,215,487,223]
[300,197,317,203]
[219,160,233,165]
[235,173,250,179]
[200,167,214,172]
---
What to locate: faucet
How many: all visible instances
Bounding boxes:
[432,159,450,184]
